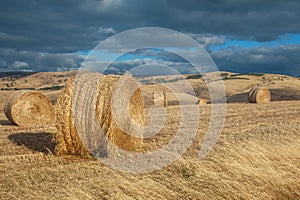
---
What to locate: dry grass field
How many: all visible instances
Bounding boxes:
[0,71,300,199]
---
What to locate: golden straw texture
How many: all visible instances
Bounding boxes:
[54,73,144,156]
[248,87,271,104]
[4,91,55,126]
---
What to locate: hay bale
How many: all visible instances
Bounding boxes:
[4,91,55,126]
[165,92,199,106]
[248,87,271,104]
[153,90,167,107]
[54,73,144,156]
[198,98,207,105]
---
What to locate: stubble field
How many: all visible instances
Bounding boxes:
[0,88,299,199]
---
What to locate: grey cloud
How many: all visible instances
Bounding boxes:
[188,33,226,49]
[105,58,197,75]
[12,61,29,68]
[212,45,300,76]
[0,48,84,72]
[97,27,116,34]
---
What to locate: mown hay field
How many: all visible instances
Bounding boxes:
[0,88,299,199]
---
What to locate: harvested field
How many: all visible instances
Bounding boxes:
[1,93,299,199]
[1,72,300,199]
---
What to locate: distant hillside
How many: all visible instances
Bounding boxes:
[0,71,36,79]
[1,70,300,103]
[140,72,300,103]
[0,71,77,89]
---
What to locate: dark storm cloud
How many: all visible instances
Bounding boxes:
[172,0,300,40]
[1,0,300,52]
[0,0,118,53]
[0,0,299,73]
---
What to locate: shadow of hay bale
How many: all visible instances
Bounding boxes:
[8,132,56,154]
[226,92,248,103]
[0,120,13,125]
[269,88,300,101]
[226,88,300,103]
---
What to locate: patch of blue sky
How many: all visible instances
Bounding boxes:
[78,50,121,62]
[78,48,161,62]
[113,48,166,61]
[210,33,300,50]
[116,53,151,61]
[77,47,207,64]
[77,50,91,56]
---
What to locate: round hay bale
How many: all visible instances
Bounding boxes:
[54,73,145,156]
[198,98,207,105]
[153,90,167,107]
[164,92,199,106]
[163,90,167,107]
[4,91,55,126]
[248,87,271,104]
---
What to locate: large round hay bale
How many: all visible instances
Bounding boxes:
[248,87,271,104]
[54,73,144,156]
[4,91,55,126]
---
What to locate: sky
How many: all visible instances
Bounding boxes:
[0,0,300,76]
